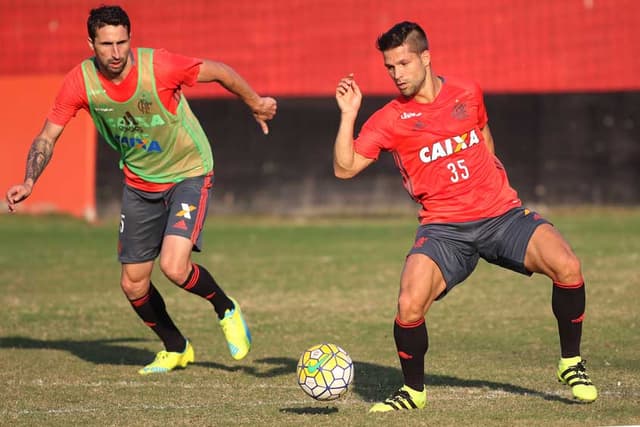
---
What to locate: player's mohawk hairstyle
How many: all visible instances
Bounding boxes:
[377,21,429,54]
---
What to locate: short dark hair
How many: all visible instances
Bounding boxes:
[87,5,130,41]
[376,21,429,53]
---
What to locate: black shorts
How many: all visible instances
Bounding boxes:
[118,173,214,263]
[408,207,550,299]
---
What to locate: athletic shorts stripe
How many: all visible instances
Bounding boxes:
[191,171,213,243]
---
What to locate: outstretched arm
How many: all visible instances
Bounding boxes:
[197,60,277,134]
[6,120,64,212]
[334,74,374,179]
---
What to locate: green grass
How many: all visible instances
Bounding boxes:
[0,207,639,426]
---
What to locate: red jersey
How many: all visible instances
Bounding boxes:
[47,48,202,191]
[354,76,521,224]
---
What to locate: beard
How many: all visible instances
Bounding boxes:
[98,54,129,79]
[107,59,126,75]
[397,82,418,97]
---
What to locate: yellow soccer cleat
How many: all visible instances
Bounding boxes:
[369,385,427,413]
[557,357,598,402]
[138,340,195,375]
[219,297,252,360]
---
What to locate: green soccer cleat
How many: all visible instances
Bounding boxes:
[557,357,598,402]
[369,385,427,413]
[138,340,194,375]
[219,297,252,360]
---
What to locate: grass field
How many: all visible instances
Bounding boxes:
[0,207,639,426]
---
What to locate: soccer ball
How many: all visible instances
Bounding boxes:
[296,343,354,401]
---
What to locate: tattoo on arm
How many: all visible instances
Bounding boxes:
[25,137,54,184]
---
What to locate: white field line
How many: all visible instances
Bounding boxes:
[5,379,640,397]
[2,388,638,417]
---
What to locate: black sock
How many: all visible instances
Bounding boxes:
[129,283,186,352]
[393,316,428,391]
[180,263,233,319]
[552,281,585,358]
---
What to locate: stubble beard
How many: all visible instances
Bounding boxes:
[100,56,128,80]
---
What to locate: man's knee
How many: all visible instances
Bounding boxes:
[121,274,150,299]
[397,277,445,323]
[158,257,191,285]
[551,252,583,284]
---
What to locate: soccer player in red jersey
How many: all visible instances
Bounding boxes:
[5,5,276,374]
[334,21,597,411]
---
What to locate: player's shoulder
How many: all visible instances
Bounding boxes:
[134,46,171,61]
[442,75,484,96]
[142,46,164,55]
[148,47,202,73]
[61,62,87,87]
[149,47,200,62]
[367,97,401,122]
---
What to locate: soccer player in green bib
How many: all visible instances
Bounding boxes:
[5,5,276,374]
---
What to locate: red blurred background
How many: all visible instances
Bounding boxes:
[2,0,638,94]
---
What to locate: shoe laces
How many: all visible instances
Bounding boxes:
[153,351,170,361]
[572,360,590,378]
[565,360,593,384]
[386,389,412,403]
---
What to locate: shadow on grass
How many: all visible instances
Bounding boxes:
[356,361,576,404]
[279,407,339,415]
[0,336,575,404]
[198,357,295,378]
[200,357,575,404]
[0,336,154,365]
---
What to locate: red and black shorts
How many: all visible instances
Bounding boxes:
[408,206,550,299]
[118,173,214,263]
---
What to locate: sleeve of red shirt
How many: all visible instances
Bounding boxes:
[152,48,203,114]
[153,48,202,89]
[47,64,89,126]
[353,107,394,160]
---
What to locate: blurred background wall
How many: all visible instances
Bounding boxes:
[2,0,638,218]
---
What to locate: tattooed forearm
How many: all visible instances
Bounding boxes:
[25,137,55,184]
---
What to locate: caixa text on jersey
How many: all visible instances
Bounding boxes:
[118,136,163,152]
[419,128,481,163]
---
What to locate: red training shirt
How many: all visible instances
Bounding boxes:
[354,75,521,224]
[47,48,203,191]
